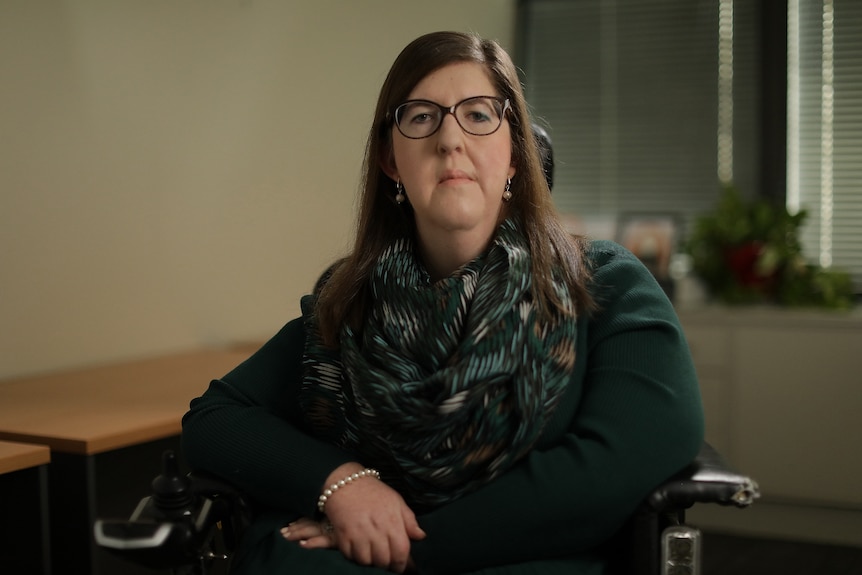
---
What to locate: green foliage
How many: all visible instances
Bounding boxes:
[685,186,854,309]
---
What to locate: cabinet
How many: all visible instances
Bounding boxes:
[678,306,862,547]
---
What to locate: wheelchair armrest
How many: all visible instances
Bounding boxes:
[645,441,760,513]
[187,469,248,505]
[186,470,253,549]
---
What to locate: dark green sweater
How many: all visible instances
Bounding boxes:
[181,241,704,574]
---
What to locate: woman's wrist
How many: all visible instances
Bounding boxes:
[318,463,381,514]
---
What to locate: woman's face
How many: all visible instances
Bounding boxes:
[383,62,516,247]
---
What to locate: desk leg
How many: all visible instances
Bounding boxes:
[48,452,97,575]
[0,464,51,575]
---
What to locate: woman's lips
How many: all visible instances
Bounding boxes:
[439,170,472,184]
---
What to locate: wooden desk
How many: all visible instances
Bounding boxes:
[0,440,51,575]
[0,346,256,575]
[0,440,50,474]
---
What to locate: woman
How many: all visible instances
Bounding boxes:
[182,31,704,575]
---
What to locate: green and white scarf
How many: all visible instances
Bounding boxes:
[300,219,577,509]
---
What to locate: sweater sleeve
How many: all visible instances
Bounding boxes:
[409,242,705,574]
[181,317,358,518]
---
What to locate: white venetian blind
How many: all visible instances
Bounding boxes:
[518,0,760,236]
[788,0,862,288]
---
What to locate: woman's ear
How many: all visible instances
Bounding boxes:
[379,147,399,182]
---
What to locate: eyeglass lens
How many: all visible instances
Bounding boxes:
[395,97,505,139]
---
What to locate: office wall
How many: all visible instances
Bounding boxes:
[0,1,516,379]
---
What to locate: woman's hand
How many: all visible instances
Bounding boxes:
[281,516,336,548]
[282,462,426,573]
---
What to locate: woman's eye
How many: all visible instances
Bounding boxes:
[402,104,438,125]
[460,100,497,124]
[465,111,492,123]
[410,112,435,124]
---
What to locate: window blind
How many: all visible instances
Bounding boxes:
[788,0,862,288]
[518,0,761,239]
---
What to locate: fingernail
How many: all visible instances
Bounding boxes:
[299,539,308,546]
[280,527,289,537]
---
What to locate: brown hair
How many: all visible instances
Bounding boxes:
[315,31,594,346]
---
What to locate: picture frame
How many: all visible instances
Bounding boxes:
[615,213,681,282]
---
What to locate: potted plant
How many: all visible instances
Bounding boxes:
[684,186,854,308]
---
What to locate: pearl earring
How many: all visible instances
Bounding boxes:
[395,180,405,204]
[502,178,513,202]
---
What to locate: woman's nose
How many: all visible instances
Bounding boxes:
[436,113,465,152]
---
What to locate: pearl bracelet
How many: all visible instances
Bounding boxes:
[317,468,380,514]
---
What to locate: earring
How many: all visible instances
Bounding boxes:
[502,178,513,202]
[395,180,406,204]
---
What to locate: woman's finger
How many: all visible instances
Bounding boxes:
[281,518,336,547]
[280,519,317,541]
[298,533,336,549]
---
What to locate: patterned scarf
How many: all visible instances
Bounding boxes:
[299,219,577,509]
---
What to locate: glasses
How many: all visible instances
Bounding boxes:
[393,96,511,139]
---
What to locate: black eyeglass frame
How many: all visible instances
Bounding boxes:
[391,96,512,139]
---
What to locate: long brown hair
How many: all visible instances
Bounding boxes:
[316,31,594,346]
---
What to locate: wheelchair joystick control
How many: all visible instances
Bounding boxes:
[151,450,194,516]
[94,449,226,572]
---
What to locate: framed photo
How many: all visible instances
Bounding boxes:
[616,213,680,282]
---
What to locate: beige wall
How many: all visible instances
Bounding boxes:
[0,1,517,379]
